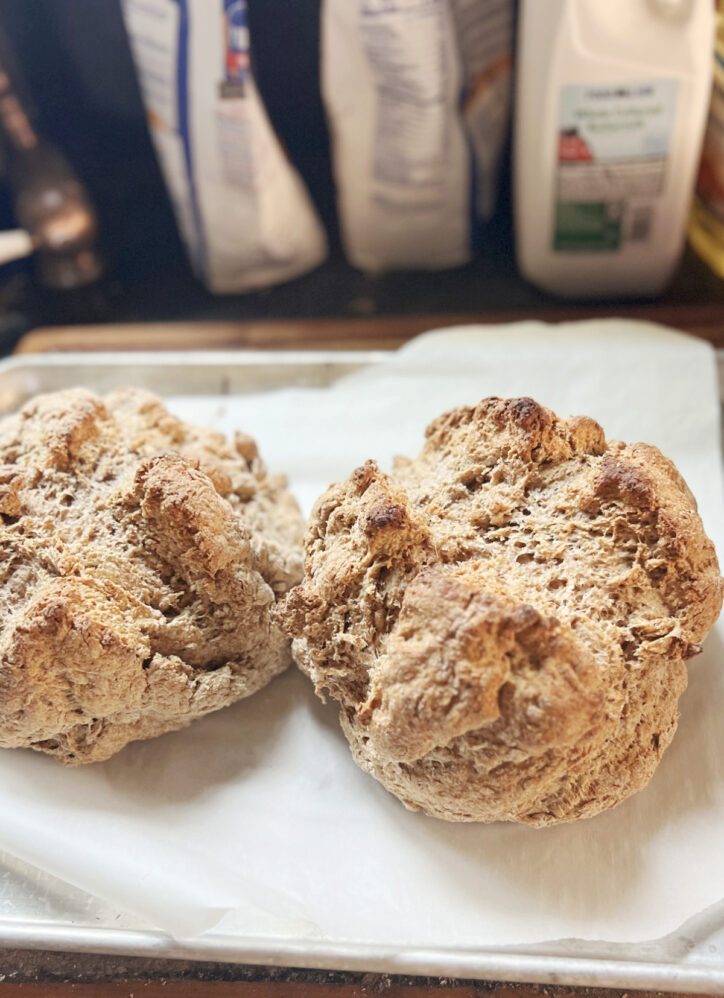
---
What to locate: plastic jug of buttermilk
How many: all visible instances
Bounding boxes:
[514,0,714,299]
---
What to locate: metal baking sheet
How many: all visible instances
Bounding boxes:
[0,349,722,993]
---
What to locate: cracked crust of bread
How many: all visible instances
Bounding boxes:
[0,387,304,764]
[276,397,724,826]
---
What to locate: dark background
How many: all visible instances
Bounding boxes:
[0,0,720,349]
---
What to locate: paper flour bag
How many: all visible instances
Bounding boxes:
[322,0,472,272]
[122,0,328,293]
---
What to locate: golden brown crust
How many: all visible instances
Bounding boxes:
[277,397,723,825]
[0,387,305,764]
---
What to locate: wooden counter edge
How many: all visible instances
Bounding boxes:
[11,304,724,354]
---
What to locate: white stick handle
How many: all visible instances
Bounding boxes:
[0,229,34,266]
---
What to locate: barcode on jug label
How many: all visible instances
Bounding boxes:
[628,207,653,242]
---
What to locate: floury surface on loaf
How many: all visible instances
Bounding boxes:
[277,397,724,826]
[0,387,304,764]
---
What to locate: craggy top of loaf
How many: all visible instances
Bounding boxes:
[0,387,304,763]
[278,397,723,824]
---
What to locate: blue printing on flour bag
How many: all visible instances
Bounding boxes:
[223,0,251,89]
[170,0,253,277]
[174,0,205,275]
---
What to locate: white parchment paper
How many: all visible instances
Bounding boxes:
[0,320,722,947]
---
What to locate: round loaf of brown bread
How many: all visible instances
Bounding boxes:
[277,397,723,825]
[0,387,304,764]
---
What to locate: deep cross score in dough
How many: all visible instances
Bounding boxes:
[276,397,724,826]
[0,388,304,764]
